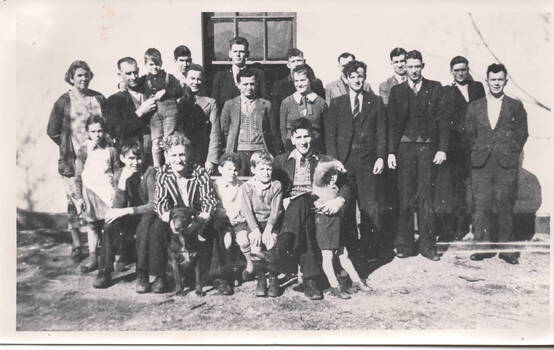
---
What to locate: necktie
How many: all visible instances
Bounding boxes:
[411,82,419,95]
[353,93,360,118]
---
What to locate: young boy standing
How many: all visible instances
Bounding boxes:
[140,48,183,167]
[239,151,283,297]
[220,69,276,175]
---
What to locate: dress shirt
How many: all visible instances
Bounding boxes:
[486,93,504,130]
[455,82,470,102]
[408,79,422,94]
[349,88,364,116]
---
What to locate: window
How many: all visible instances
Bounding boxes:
[203,12,297,65]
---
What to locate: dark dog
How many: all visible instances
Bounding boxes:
[168,207,206,296]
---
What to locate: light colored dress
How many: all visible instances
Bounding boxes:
[75,140,119,222]
[69,89,103,152]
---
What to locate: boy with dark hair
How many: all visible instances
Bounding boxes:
[387,50,447,261]
[434,55,485,241]
[94,138,154,289]
[211,36,267,111]
[220,68,276,175]
[140,48,183,167]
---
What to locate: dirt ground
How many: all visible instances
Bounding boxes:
[16,224,550,332]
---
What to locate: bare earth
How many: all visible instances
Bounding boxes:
[16,228,550,331]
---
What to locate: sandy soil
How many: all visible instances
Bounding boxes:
[16,227,550,331]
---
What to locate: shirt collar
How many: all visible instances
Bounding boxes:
[486,93,504,102]
[288,148,318,161]
[293,91,318,104]
[349,88,363,100]
[241,95,256,105]
[394,74,407,84]
[408,78,422,90]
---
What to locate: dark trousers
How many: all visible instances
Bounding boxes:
[395,142,436,255]
[136,212,169,277]
[435,148,472,240]
[472,155,519,257]
[343,151,384,258]
[269,194,323,280]
[237,150,258,176]
[98,215,139,272]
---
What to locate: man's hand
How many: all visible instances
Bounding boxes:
[135,97,157,117]
[433,151,447,165]
[105,207,132,224]
[387,154,397,169]
[118,166,138,190]
[373,158,384,175]
[319,197,345,216]
[154,89,166,100]
[250,229,262,247]
[205,162,215,174]
[262,224,275,248]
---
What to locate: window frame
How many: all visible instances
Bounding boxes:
[205,12,297,65]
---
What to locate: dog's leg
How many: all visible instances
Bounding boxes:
[170,254,185,296]
[194,262,205,297]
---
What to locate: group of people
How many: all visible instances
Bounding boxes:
[47,36,528,300]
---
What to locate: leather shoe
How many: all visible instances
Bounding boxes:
[151,276,166,293]
[80,252,98,273]
[347,280,373,294]
[242,269,254,282]
[268,274,280,297]
[422,248,441,261]
[395,251,409,258]
[71,247,86,263]
[292,283,304,293]
[213,278,234,295]
[470,253,496,261]
[499,253,519,265]
[136,271,151,294]
[93,269,111,289]
[303,278,323,300]
[256,274,267,297]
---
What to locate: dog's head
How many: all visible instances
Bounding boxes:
[169,207,198,235]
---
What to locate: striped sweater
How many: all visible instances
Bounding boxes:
[154,164,218,222]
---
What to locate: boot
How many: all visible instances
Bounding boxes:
[267,273,280,297]
[303,278,323,300]
[136,270,151,294]
[327,286,351,299]
[256,274,267,297]
[93,268,111,289]
[80,251,98,273]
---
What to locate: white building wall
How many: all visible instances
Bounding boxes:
[16,2,552,217]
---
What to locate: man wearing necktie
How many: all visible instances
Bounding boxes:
[434,56,485,242]
[325,60,387,264]
[465,63,528,265]
[387,50,447,261]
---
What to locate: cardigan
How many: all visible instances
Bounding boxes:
[47,89,108,177]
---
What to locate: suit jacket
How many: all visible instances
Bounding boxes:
[273,151,350,201]
[465,95,528,169]
[325,78,373,106]
[220,96,275,154]
[441,81,485,151]
[379,76,403,106]
[211,67,267,111]
[106,89,149,144]
[177,94,220,165]
[387,78,447,154]
[325,90,387,164]
[279,94,327,152]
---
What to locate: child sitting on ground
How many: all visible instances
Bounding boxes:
[312,155,371,299]
[140,48,183,167]
[73,115,119,274]
[239,151,283,297]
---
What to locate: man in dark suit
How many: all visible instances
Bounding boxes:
[107,57,157,165]
[325,60,387,261]
[211,36,267,112]
[435,56,486,241]
[466,63,528,264]
[387,50,447,261]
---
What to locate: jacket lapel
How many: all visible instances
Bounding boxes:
[495,97,510,131]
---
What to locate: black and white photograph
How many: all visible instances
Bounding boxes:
[4,0,554,345]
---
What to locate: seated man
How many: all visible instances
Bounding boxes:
[267,118,350,300]
[153,132,234,294]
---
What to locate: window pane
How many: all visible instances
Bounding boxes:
[212,19,235,61]
[238,12,264,16]
[267,19,293,60]
[237,19,264,60]
[270,12,296,17]
[213,12,235,16]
